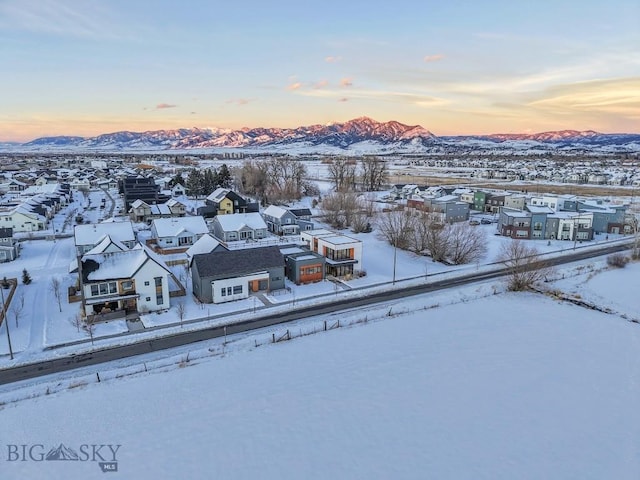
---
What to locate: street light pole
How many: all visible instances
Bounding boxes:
[0,285,13,360]
[392,243,397,285]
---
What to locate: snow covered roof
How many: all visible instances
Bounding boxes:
[214,212,267,231]
[83,244,170,281]
[165,198,184,207]
[206,187,229,203]
[149,204,171,215]
[74,221,136,246]
[186,234,223,258]
[280,246,306,255]
[525,205,555,214]
[130,199,149,208]
[152,216,208,238]
[83,235,129,255]
[319,234,360,246]
[263,205,288,218]
[434,194,460,203]
[302,229,334,237]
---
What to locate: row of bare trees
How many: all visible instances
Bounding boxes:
[235,157,318,205]
[376,210,488,265]
[327,157,387,192]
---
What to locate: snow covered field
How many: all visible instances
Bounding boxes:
[2,271,640,479]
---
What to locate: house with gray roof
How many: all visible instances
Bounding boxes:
[191,246,285,303]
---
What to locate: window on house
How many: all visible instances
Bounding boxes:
[121,280,133,291]
[156,293,163,305]
[233,285,242,294]
[227,287,232,296]
[146,297,151,302]
[533,222,543,231]
[154,277,162,288]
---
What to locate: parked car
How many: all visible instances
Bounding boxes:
[480,218,492,225]
[469,220,480,226]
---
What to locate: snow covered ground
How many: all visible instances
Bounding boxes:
[1,266,639,479]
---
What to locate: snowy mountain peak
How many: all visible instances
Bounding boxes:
[9,120,639,153]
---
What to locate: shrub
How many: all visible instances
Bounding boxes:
[607,253,629,268]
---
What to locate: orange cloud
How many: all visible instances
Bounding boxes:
[314,80,329,89]
[325,56,342,63]
[423,54,445,63]
[340,78,353,87]
[156,103,177,109]
[287,82,303,91]
[338,97,349,102]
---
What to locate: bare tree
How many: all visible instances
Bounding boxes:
[376,209,415,249]
[176,302,186,327]
[83,319,95,345]
[69,312,83,333]
[238,157,308,204]
[9,301,23,329]
[359,156,387,191]
[327,157,357,192]
[498,241,550,291]
[447,222,488,265]
[319,192,363,229]
[50,276,62,312]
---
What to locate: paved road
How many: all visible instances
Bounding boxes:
[0,241,632,386]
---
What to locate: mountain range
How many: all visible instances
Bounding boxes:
[7,117,640,154]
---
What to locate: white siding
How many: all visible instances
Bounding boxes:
[133,260,171,312]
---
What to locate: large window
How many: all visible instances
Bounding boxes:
[326,248,353,261]
[90,281,117,296]
[233,285,242,294]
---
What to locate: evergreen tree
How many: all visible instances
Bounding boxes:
[170,172,185,188]
[217,164,232,188]
[186,169,204,198]
[22,269,32,285]
[202,169,217,195]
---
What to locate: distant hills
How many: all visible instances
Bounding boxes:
[6,117,640,154]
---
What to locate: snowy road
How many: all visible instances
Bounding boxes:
[0,239,633,385]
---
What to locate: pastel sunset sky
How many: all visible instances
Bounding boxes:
[1,0,638,142]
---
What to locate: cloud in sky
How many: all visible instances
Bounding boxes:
[340,78,353,87]
[338,97,349,102]
[156,103,177,109]
[287,82,303,91]
[0,0,129,40]
[314,80,329,89]
[226,98,251,106]
[423,54,445,63]
[526,77,640,117]
[325,56,342,63]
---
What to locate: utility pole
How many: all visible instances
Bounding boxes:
[0,285,13,360]
[392,243,397,285]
